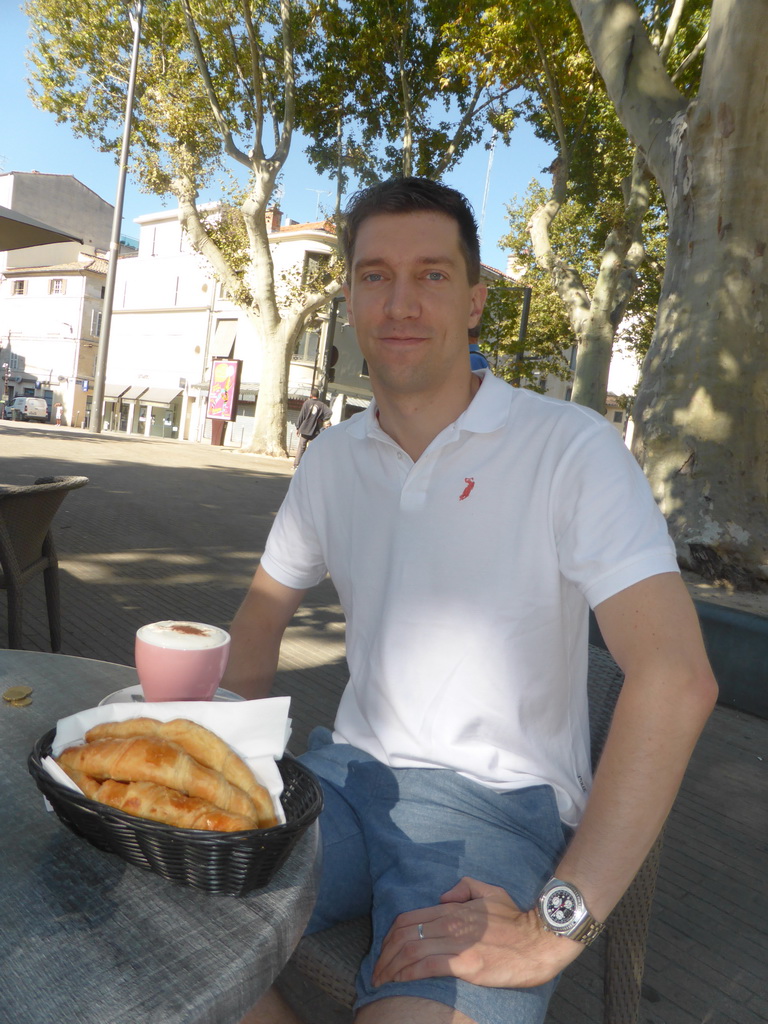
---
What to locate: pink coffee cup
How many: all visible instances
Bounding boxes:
[135,621,231,701]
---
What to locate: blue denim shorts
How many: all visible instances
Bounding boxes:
[298,728,569,1024]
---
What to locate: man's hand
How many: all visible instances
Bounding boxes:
[372,877,583,990]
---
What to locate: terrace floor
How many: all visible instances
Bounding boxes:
[2,421,766,1024]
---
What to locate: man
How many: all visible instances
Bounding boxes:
[226,178,717,1024]
[293,389,331,468]
[468,325,490,371]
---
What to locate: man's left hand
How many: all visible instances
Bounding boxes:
[372,877,583,990]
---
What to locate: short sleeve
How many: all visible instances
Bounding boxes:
[260,472,329,590]
[552,418,678,608]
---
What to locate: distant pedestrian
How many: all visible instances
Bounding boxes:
[293,390,331,468]
[469,325,490,371]
[55,403,63,426]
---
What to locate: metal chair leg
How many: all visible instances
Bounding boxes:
[43,563,62,652]
[7,581,25,649]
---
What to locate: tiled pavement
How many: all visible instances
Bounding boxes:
[2,421,767,1024]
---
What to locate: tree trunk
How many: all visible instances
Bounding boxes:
[528,153,645,414]
[572,0,768,581]
[570,307,614,413]
[633,84,768,582]
[246,314,294,457]
[571,154,650,412]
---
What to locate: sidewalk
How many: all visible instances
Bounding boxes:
[2,422,766,1024]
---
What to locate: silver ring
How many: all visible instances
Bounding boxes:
[417,923,425,940]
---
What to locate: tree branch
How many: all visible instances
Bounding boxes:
[612,148,650,311]
[432,81,485,178]
[175,178,252,305]
[658,0,686,65]
[671,30,709,83]
[180,0,251,169]
[569,0,685,190]
[397,0,414,176]
[528,20,569,156]
[527,158,591,338]
[273,0,295,167]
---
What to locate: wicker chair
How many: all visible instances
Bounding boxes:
[285,644,663,1024]
[0,475,89,651]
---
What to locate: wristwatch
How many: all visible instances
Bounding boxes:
[536,877,605,946]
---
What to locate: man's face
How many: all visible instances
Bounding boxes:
[343,211,486,398]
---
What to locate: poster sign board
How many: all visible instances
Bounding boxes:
[206,359,242,421]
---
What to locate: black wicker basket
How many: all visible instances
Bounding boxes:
[28,728,323,896]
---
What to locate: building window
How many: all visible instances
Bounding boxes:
[12,280,26,296]
[613,411,624,423]
[49,278,66,295]
[91,310,103,337]
[302,251,332,287]
[292,330,319,364]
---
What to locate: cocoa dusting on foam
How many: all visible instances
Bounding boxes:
[170,624,208,637]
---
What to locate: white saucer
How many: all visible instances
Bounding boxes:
[99,685,245,706]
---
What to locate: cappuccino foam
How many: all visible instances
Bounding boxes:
[137,621,229,650]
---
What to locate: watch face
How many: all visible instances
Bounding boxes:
[545,886,579,927]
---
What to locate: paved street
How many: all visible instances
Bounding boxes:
[0,420,346,751]
[1,420,766,1024]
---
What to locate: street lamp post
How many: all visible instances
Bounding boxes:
[90,1,144,433]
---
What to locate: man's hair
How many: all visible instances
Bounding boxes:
[342,177,481,285]
[309,390,319,399]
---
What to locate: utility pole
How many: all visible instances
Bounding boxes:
[90,1,144,433]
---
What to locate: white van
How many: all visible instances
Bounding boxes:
[7,396,50,422]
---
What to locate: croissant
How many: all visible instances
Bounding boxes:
[59,764,102,800]
[85,717,277,827]
[57,736,258,820]
[91,779,256,831]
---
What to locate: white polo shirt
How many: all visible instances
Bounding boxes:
[261,372,678,825]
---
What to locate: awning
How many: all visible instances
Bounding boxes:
[140,387,182,405]
[122,385,148,401]
[104,382,130,400]
[0,205,82,251]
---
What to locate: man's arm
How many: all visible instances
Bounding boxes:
[221,565,306,700]
[373,572,718,989]
[554,571,717,921]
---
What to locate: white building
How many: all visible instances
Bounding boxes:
[103,205,593,447]
[0,171,114,273]
[0,255,106,426]
[0,172,116,424]
[101,205,370,445]
[1,173,642,443]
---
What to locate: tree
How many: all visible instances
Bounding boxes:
[479,275,572,391]
[25,0,516,456]
[500,175,666,393]
[493,183,584,388]
[438,1,684,414]
[570,0,768,584]
[296,1,517,206]
[25,0,342,456]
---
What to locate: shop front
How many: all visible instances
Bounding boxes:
[133,387,183,439]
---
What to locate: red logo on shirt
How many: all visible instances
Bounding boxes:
[459,477,475,501]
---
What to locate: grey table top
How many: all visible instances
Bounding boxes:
[0,650,319,1024]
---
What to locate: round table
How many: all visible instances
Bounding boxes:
[0,650,319,1024]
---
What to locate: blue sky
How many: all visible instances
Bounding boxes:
[0,4,554,270]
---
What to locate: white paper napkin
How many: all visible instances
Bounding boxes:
[41,696,292,825]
